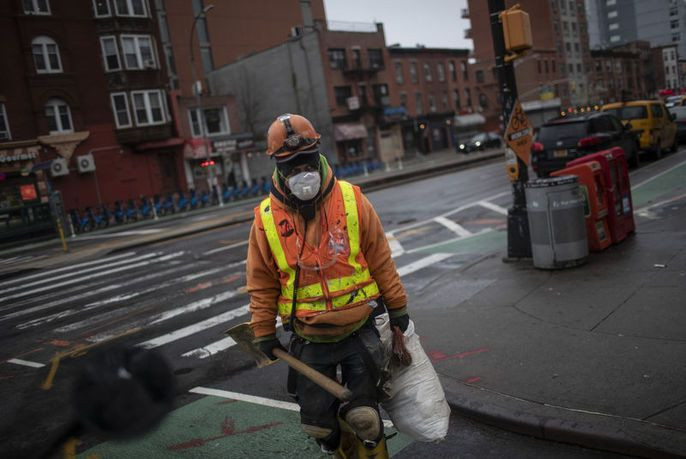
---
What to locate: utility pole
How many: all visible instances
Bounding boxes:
[189,4,224,207]
[489,0,532,259]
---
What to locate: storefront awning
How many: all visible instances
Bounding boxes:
[333,123,367,141]
[135,137,184,151]
[453,113,486,128]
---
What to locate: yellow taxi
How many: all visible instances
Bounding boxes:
[601,100,677,158]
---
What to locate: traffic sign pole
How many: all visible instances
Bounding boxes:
[489,0,532,259]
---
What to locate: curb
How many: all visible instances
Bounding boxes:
[440,376,686,458]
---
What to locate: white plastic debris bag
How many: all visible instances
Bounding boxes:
[376,316,451,442]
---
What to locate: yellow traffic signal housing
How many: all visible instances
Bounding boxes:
[500,5,532,54]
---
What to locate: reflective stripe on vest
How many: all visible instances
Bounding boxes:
[259,181,379,318]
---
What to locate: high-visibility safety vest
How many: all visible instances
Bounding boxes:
[259,180,380,322]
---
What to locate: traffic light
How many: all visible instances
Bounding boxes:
[500,4,532,61]
[200,159,215,168]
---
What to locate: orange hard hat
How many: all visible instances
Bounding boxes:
[266,113,321,160]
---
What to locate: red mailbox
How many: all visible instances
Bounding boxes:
[551,161,612,252]
[566,147,635,244]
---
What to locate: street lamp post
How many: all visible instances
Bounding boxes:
[189,4,223,207]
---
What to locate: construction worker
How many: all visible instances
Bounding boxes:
[247,114,409,456]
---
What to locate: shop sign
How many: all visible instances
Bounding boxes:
[20,184,38,201]
[0,147,40,164]
[237,138,254,149]
[214,139,237,153]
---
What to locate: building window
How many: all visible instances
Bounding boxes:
[45,98,73,133]
[0,103,11,140]
[189,107,230,137]
[671,20,679,29]
[372,84,389,106]
[351,48,361,68]
[394,62,404,84]
[606,0,616,5]
[565,42,571,52]
[608,10,617,19]
[423,63,432,82]
[461,60,469,80]
[100,36,121,71]
[479,93,488,109]
[334,86,352,107]
[110,93,131,128]
[328,48,346,69]
[23,0,50,15]
[552,60,556,73]
[415,93,424,115]
[114,0,147,17]
[121,35,156,69]
[92,0,111,16]
[574,42,580,52]
[537,60,541,73]
[465,88,472,107]
[428,94,436,113]
[577,63,582,73]
[610,34,620,42]
[410,61,418,83]
[368,49,384,69]
[437,62,445,82]
[475,69,484,83]
[609,23,619,31]
[131,90,165,125]
[32,36,62,74]
[569,63,574,73]
[399,92,407,108]
[358,83,367,104]
[544,60,549,73]
[449,61,457,81]
[441,91,449,110]
[453,89,460,110]
[563,21,568,32]
[673,33,681,42]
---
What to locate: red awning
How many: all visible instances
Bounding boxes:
[333,123,367,141]
[135,137,185,151]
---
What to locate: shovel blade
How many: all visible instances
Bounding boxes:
[225,322,274,368]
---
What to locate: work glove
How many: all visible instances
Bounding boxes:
[255,335,287,361]
[390,313,410,333]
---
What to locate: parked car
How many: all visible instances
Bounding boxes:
[601,100,677,159]
[457,132,502,153]
[531,112,640,177]
[665,95,686,108]
[668,106,686,143]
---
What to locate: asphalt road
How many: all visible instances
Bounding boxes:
[1,153,680,457]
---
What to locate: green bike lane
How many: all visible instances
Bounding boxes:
[78,157,686,458]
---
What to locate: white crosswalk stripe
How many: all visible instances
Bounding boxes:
[0,251,185,303]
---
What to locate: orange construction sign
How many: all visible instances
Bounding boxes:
[505,99,533,165]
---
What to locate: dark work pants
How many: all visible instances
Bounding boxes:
[292,323,383,437]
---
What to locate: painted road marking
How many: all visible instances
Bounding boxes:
[0,251,185,303]
[632,157,686,189]
[397,253,455,276]
[387,190,510,236]
[74,229,163,240]
[0,251,137,289]
[387,234,404,257]
[137,304,251,349]
[434,216,472,237]
[7,358,45,368]
[0,262,184,320]
[478,200,508,215]
[189,387,396,429]
[17,263,242,331]
[0,251,161,296]
[406,228,494,255]
[636,192,686,219]
[203,240,249,256]
[182,336,237,359]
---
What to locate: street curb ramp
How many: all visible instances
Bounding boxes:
[440,376,686,458]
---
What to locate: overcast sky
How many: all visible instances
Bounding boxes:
[322,0,473,50]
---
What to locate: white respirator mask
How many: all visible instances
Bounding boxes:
[287,171,321,201]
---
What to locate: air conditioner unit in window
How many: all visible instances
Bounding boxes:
[290,27,302,38]
[144,59,156,69]
[76,154,96,173]
[50,158,69,177]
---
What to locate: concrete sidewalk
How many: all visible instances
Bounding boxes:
[417,178,686,456]
[0,148,503,277]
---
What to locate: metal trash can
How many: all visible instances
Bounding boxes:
[525,175,588,269]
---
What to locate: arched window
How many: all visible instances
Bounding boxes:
[32,36,62,73]
[45,98,73,133]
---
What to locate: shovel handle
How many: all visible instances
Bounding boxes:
[272,348,353,402]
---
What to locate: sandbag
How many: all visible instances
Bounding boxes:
[376,317,450,442]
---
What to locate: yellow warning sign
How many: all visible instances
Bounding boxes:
[505,100,533,165]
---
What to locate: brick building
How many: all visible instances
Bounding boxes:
[0,0,183,241]
[387,46,480,152]
[158,0,327,189]
[590,48,648,103]
[465,0,596,129]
